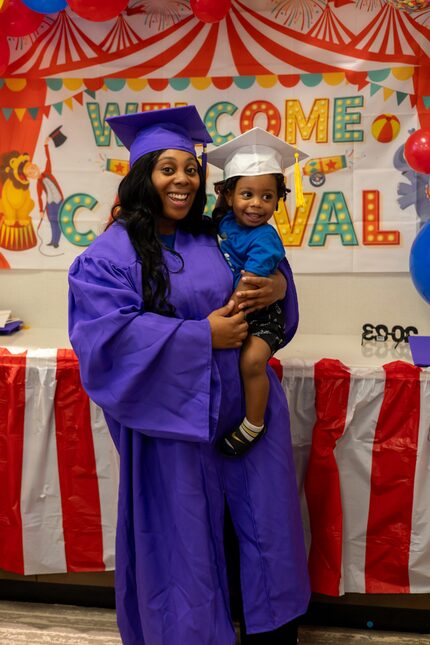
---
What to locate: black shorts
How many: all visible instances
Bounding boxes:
[246,302,285,356]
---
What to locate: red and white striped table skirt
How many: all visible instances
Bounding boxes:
[1,348,429,596]
[0,348,118,576]
[283,357,430,596]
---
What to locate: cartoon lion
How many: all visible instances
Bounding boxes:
[0,151,37,251]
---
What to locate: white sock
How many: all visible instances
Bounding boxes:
[239,417,265,442]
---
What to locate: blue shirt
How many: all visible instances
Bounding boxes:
[159,233,176,249]
[219,210,285,287]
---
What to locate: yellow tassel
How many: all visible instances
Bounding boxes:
[294,152,305,208]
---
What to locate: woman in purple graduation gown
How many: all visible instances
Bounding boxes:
[68,106,310,645]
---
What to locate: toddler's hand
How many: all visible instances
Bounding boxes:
[236,271,287,314]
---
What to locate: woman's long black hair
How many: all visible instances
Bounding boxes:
[110,150,216,315]
[212,173,288,227]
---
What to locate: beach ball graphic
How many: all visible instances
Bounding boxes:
[371,114,401,143]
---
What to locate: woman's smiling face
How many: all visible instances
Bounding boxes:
[151,149,201,234]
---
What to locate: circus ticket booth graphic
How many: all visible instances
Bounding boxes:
[303,155,348,187]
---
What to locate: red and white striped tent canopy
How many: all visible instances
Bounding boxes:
[6,0,429,78]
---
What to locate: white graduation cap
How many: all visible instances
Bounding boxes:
[206,127,308,180]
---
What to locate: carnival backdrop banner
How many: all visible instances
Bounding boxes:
[0,0,429,272]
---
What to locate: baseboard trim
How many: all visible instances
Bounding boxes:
[1,580,429,634]
[304,601,430,634]
[0,580,115,609]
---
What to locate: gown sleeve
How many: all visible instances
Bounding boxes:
[68,255,215,443]
[278,256,299,347]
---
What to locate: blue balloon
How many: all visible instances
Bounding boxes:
[410,219,430,304]
[21,0,67,13]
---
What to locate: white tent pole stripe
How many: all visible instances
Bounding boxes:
[89,399,119,571]
[336,367,386,595]
[282,359,316,558]
[21,349,67,575]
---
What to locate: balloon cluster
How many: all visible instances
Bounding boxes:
[385,0,430,11]
[405,129,430,304]
[0,0,233,74]
[0,0,47,74]
[0,0,132,74]
[410,221,430,305]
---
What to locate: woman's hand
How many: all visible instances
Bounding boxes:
[208,300,248,349]
[235,270,287,314]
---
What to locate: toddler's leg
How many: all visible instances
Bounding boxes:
[220,336,271,457]
[240,335,271,426]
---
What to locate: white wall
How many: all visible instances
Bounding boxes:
[1,269,428,339]
[1,270,69,330]
[295,273,430,336]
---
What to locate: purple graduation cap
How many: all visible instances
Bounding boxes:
[106,105,212,169]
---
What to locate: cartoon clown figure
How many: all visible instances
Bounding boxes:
[25,127,66,248]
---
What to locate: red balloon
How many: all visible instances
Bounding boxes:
[404,129,430,175]
[0,32,10,74]
[191,0,231,23]
[0,0,44,37]
[67,0,129,22]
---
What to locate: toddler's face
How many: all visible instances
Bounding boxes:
[227,174,278,228]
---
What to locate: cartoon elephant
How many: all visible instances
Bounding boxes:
[394,142,430,229]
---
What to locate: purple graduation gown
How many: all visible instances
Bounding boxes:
[68,222,310,645]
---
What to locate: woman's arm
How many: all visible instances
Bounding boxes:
[235,257,299,347]
[69,255,217,443]
[235,269,287,314]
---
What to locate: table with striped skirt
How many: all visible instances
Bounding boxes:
[1,341,429,597]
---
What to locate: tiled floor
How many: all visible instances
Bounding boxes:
[0,601,428,644]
